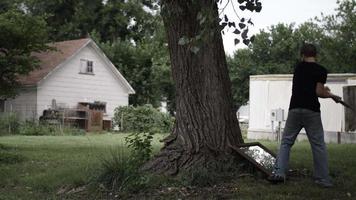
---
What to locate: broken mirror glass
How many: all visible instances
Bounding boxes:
[231,142,276,176]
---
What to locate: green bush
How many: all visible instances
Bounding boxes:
[113,105,174,133]
[0,112,20,135]
[19,121,54,136]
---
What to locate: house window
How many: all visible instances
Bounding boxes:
[0,99,5,112]
[80,59,94,74]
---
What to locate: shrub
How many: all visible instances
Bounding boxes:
[0,112,20,135]
[19,121,54,136]
[125,132,154,164]
[113,105,174,133]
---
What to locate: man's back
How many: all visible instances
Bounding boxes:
[289,61,327,112]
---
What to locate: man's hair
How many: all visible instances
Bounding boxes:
[300,43,317,57]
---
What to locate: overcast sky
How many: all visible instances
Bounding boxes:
[221,0,339,55]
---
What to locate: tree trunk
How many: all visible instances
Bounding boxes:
[144,0,243,175]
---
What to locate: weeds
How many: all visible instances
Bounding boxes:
[92,132,155,195]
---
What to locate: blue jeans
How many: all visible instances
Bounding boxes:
[274,108,331,181]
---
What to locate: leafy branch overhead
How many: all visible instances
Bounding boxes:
[178,0,262,53]
[219,0,261,45]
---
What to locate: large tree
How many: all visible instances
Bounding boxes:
[0,9,49,98]
[144,0,261,174]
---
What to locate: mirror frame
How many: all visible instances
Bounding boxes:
[230,142,276,176]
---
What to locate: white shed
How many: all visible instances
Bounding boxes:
[248,74,356,143]
[1,38,134,122]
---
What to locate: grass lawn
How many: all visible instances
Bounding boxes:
[0,134,356,200]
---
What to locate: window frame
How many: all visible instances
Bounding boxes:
[79,59,95,75]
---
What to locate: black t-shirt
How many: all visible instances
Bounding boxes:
[289,61,328,112]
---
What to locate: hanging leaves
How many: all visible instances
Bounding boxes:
[234,38,240,45]
[243,39,250,45]
[228,22,236,28]
[241,29,249,39]
[233,29,241,34]
[224,14,228,22]
[218,0,263,46]
[239,23,246,29]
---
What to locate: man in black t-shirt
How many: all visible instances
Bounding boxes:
[268,44,341,187]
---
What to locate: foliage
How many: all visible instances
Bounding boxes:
[21,0,158,42]
[0,114,85,136]
[0,9,50,97]
[18,122,86,136]
[0,113,20,135]
[94,149,150,193]
[125,132,154,163]
[99,39,161,107]
[316,0,356,72]
[18,121,53,136]
[227,49,256,108]
[113,105,174,133]
[95,128,156,193]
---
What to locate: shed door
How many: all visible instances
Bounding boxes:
[343,85,356,132]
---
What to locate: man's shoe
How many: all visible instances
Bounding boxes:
[267,174,286,184]
[314,179,333,188]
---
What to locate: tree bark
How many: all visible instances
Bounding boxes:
[143,0,243,175]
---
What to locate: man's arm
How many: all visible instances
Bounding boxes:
[316,83,342,102]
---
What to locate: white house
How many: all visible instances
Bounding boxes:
[248,74,356,143]
[0,38,135,122]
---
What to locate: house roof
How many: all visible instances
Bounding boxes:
[18,38,135,94]
[18,38,90,86]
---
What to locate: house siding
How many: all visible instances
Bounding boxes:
[36,44,129,120]
[5,88,37,120]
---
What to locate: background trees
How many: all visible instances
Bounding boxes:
[0,8,50,98]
